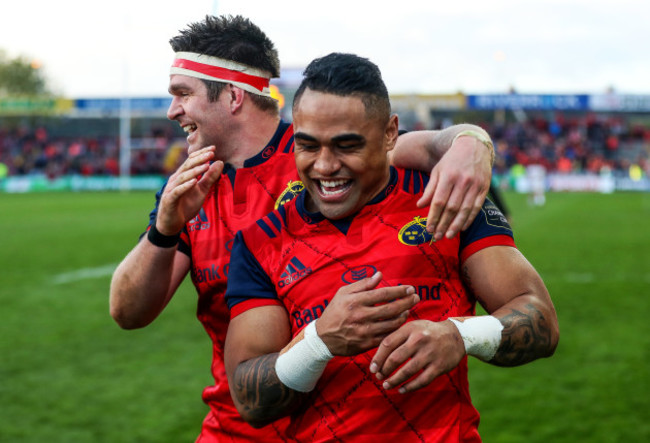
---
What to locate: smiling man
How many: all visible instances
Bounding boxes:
[224,53,559,442]
[294,89,394,220]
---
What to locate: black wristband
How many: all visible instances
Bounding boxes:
[147,223,180,248]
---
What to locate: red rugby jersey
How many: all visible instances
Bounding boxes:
[148,121,298,442]
[226,167,515,442]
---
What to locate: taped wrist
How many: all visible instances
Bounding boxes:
[147,223,180,248]
[452,129,495,166]
[448,316,504,361]
[275,320,334,392]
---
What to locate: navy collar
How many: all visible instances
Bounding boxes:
[295,166,398,230]
[222,119,291,182]
[243,120,292,168]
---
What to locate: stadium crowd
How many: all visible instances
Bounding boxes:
[0,124,186,179]
[485,112,650,178]
[0,112,648,181]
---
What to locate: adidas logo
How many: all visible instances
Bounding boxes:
[188,208,210,232]
[278,257,312,288]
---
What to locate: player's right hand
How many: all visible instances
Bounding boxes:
[315,272,419,357]
[369,319,465,394]
[417,134,491,241]
[157,146,223,235]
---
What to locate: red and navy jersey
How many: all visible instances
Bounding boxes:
[225,167,515,442]
[146,121,299,442]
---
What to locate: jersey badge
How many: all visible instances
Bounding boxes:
[398,216,433,245]
[482,201,512,230]
[262,144,277,159]
[275,180,305,209]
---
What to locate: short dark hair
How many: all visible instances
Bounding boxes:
[293,53,391,121]
[170,15,280,112]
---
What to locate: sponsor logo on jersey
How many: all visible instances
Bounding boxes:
[274,180,305,209]
[291,299,329,328]
[193,263,228,283]
[341,265,377,283]
[398,216,433,245]
[278,256,312,288]
[188,208,210,232]
[414,283,442,301]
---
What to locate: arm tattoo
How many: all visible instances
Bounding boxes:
[232,353,304,426]
[462,265,484,306]
[491,303,553,366]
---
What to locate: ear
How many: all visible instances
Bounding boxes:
[384,114,399,153]
[228,85,246,113]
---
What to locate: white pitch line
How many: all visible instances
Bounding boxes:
[563,272,595,283]
[52,264,118,285]
[544,272,650,284]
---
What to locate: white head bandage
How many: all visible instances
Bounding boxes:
[171,51,273,97]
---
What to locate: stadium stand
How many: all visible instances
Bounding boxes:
[0,123,186,178]
[2,112,647,176]
[1,92,648,193]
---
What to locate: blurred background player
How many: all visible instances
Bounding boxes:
[110,15,496,442]
[527,162,547,206]
[224,52,559,442]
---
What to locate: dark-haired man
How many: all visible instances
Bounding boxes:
[110,15,496,442]
[224,53,559,442]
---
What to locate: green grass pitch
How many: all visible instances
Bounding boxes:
[1,190,648,442]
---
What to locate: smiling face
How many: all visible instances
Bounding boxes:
[293,89,398,220]
[166,74,229,155]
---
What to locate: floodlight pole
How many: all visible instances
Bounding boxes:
[119,96,132,191]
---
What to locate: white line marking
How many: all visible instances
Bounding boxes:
[563,272,595,283]
[52,264,117,285]
[543,272,650,284]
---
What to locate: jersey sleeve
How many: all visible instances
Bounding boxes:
[459,198,516,262]
[138,183,165,241]
[225,230,282,318]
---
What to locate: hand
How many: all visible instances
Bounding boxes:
[316,272,419,357]
[369,319,465,394]
[417,136,492,241]
[156,146,223,235]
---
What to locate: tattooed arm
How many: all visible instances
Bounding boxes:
[224,273,419,427]
[369,245,558,394]
[461,245,559,366]
[224,305,305,428]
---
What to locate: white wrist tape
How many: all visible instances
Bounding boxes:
[452,129,495,166]
[448,316,504,361]
[275,320,334,393]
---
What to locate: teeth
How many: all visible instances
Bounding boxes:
[319,179,349,196]
[321,179,347,188]
[322,187,344,196]
[182,124,197,134]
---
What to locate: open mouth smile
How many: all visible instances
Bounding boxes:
[317,179,352,197]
